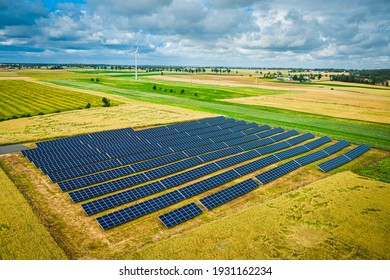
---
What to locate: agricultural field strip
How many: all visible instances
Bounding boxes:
[58,125,277,191]
[47,122,271,183]
[95,135,338,230]
[80,130,304,215]
[0,80,112,120]
[68,127,289,202]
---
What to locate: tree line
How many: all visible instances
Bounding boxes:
[330,69,390,86]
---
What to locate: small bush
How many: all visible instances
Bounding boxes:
[37,112,44,115]
[152,85,157,90]
[86,102,91,109]
[180,89,185,94]
[20,113,32,118]
[102,97,111,107]
[90,78,94,82]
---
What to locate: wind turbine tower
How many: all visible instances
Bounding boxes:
[131,47,139,80]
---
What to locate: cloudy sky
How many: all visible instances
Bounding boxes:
[1,0,389,68]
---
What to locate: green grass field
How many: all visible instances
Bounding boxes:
[0,166,67,259]
[0,80,121,121]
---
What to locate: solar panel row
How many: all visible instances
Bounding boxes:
[158,202,203,228]
[96,190,186,230]
[199,179,258,210]
[256,140,351,184]
[317,144,370,172]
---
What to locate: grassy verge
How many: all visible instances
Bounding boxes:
[0,162,67,259]
[132,171,390,259]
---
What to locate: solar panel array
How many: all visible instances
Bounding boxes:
[21,115,370,230]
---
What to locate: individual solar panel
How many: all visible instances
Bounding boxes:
[238,138,274,150]
[323,140,350,155]
[241,125,270,135]
[317,144,370,172]
[223,134,259,146]
[96,190,185,230]
[304,136,332,149]
[286,133,314,146]
[199,146,242,162]
[270,130,299,142]
[294,150,328,166]
[215,150,260,169]
[199,179,258,210]
[256,127,284,139]
[256,161,301,184]
[317,155,350,172]
[256,141,290,155]
[274,146,308,160]
[234,155,279,176]
[158,202,203,228]
[179,169,240,198]
[344,144,370,160]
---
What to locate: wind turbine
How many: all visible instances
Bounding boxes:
[131,47,139,80]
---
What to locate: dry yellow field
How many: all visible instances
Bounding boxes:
[133,171,390,260]
[0,166,67,259]
[225,87,390,124]
[151,74,390,124]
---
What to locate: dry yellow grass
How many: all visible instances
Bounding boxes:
[225,87,390,124]
[0,165,67,259]
[133,171,390,260]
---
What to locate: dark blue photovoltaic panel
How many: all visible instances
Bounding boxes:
[82,181,166,216]
[81,162,220,215]
[317,155,350,172]
[270,130,298,142]
[304,136,331,149]
[256,161,301,184]
[215,150,260,169]
[294,150,328,166]
[234,155,279,176]
[242,125,270,135]
[199,146,242,162]
[323,140,349,155]
[158,202,203,228]
[96,190,185,230]
[274,146,308,160]
[199,179,258,210]
[256,141,290,155]
[317,144,370,172]
[239,138,274,150]
[223,134,259,146]
[344,144,370,160]
[286,133,314,146]
[256,127,284,139]
[179,169,240,198]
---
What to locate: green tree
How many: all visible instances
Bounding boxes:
[102,97,111,107]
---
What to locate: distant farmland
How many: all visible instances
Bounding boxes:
[0,80,120,121]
